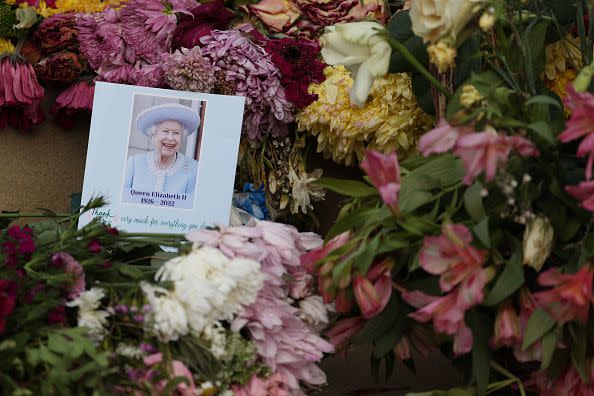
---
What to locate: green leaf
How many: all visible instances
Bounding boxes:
[525,95,562,109]
[118,264,144,279]
[313,178,377,197]
[540,330,558,370]
[483,247,524,305]
[388,11,429,73]
[352,297,399,344]
[355,235,380,275]
[48,333,70,355]
[522,308,556,351]
[464,182,486,221]
[29,220,60,246]
[373,312,408,357]
[528,121,555,145]
[326,207,383,240]
[570,323,588,381]
[473,218,491,248]
[469,311,491,396]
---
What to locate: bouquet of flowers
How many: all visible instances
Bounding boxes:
[300,0,594,395]
[0,198,333,395]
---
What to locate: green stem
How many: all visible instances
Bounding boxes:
[0,212,71,218]
[386,37,451,97]
[490,361,527,396]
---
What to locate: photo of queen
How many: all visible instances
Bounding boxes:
[124,103,200,195]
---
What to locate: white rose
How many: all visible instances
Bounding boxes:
[410,0,485,43]
[320,21,391,107]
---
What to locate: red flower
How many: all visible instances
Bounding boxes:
[360,150,401,213]
[48,305,67,325]
[262,36,325,109]
[35,12,79,53]
[0,280,17,333]
[171,0,235,50]
[534,266,594,324]
[52,79,94,128]
[35,51,88,84]
[325,316,365,348]
[87,239,102,253]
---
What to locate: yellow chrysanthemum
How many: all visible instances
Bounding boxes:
[0,37,15,54]
[543,35,581,81]
[296,66,434,166]
[11,0,128,17]
[545,68,577,116]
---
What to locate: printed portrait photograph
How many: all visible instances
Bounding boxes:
[121,94,206,210]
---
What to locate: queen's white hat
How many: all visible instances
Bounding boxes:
[136,103,200,136]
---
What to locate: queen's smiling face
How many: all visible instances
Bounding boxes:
[153,120,184,158]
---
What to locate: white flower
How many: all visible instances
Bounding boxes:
[115,343,143,359]
[288,166,326,215]
[202,321,227,359]
[410,0,485,43]
[66,287,110,343]
[141,282,189,342]
[156,247,263,333]
[523,215,554,272]
[299,296,330,331]
[320,21,391,106]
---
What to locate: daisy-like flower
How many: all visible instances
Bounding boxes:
[200,26,294,144]
[162,47,215,93]
[66,287,110,343]
[297,66,433,165]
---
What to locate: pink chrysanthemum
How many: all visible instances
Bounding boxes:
[52,252,85,300]
[0,54,45,132]
[120,0,196,64]
[200,26,294,144]
[187,221,333,394]
[52,80,94,128]
[77,9,128,69]
[163,47,215,92]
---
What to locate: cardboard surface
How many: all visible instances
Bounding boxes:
[0,96,90,213]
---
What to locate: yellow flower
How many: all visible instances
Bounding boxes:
[427,41,457,73]
[543,35,581,81]
[17,0,128,17]
[479,11,495,31]
[545,68,576,116]
[460,84,482,108]
[296,66,434,166]
[0,38,15,54]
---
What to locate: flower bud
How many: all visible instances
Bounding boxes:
[479,11,495,32]
[427,41,457,73]
[522,215,554,271]
[490,300,521,348]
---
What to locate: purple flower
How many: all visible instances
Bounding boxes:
[52,252,85,300]
[77,9,127,69]
[200,26,294,144]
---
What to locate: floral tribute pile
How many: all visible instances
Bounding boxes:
[0,0,433,226]
[0,198,333,395]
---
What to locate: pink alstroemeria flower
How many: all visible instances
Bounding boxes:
[353,259,393,319]
[325,316,366,348]
[566,180,594,211]
[300,231,350,273]
[418,120,467,156]
[360,150,401,213]
[419,223,486,292]
[490,300,521,349]
[559,85,594,180]
[534,266,594,324]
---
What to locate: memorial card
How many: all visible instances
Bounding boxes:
[79,82,245,233]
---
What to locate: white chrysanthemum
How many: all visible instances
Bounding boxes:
[156,247,264,332]
[141,282,189,342]
[66,287,110,343]
[299,296,330,330]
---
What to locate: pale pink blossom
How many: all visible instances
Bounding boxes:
[137,352,197,396]
[489,300,521,349]
[360,150,401,212]
[534,266,594,324]
[559,85,594,180]
[353,259,392,318]
[232,373,291,396]
[52,252,85,300]
[419,223,486,292]
[566,180,594,211]
[418,120,466,156]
